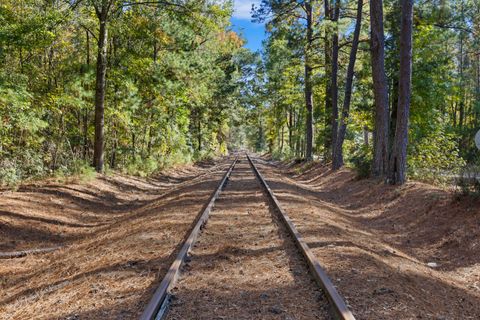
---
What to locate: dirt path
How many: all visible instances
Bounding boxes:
[166,159,330,320]
[0,159,232,319]
[253,156,480,320]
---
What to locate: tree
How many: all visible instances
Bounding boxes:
[330,0,340,163]
[91,0,113,172]
[254,0,321,160]
[304,1,314,160]
[388,0,413,184]
[370,0,389,177]
[332,0,364,170]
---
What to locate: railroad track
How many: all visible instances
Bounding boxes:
[140,155,355,320]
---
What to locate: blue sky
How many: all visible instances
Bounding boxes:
[230,0,266,52]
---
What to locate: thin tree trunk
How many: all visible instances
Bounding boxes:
[364,126,369,146]
[93,7,109,172]
[476,52,480,127]
[83,30,90,160]
[324,0,333,160]
[288,106,293,151]
[332,0,363,170]
[197,116,202,151]
[388,0,413,185]
[304,1,314,161]
[83,110,89,160]
[453,102,457,127]
[458,4,465,130]
[330,0,340,163]
[370,0,390,177]
[86,29,90,65]
[111,128,117,169]
[280,123,285,153]
[132,132,136,158]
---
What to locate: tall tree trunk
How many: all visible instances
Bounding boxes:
[330,0,340,163]
[83,29,91,160]
[93,7,109,172]
[324,0,333,160]
[458,4,465,130]
[304,1,314,160]
[288,106,293,151]
[280,124,285,153]
[197,116,202,152]
[388,0,413,185]
[370,0,390,177]
[111,127,117,169]
[476,51,480,127]
[332,0,363,170]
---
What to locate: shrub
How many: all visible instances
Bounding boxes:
[0,159,21,187]
[456,165,480,197]
[408,129,466,184]
[348,144,372,179]
[124,156,159,177]
[70,160,96,182]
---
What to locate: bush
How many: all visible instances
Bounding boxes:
[348,144,372,179]
[271,146,295,161]
[408,129,466,184]
[0,151,47,187]
[0,159,21,187]
[456,165,480,197]
[70,160,96,182]
[124,156,159,177]
[193,149,215,163]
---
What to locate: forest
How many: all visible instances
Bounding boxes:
[2,1,480,319]
[0,0,479,187]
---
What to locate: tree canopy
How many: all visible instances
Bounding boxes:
[1,0,479,186]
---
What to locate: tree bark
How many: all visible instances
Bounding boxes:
[304,1,314,161]
[324,0,333,161]
[388,0,413,185]
[83,29,91,160]
[330,0,340,163]
[370,0,390,177]
[288,106,293,151]
[93,5,109,172]
[332,0,363,170]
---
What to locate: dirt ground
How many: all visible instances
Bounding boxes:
[0,158,233,319]
[2,154,479,320]
[253,156,480,320]
[166,159,330,320]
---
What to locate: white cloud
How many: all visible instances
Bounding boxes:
[233,0,260,19]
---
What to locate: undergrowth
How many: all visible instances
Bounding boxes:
[455,165,480,197]
[347,144,372,179]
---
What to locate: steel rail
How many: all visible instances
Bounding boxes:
[246,154,356,320]
[140,157,238,320]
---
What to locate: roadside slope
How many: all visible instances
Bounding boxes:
[0,159,230,319]
[254,157,480,320]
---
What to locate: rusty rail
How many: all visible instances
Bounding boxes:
[246,154,356,320]
[140,157,238,320]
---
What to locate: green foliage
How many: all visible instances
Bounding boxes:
[54,160,97,183]
[348,144,373,179]
[2,0,480,188]
[0,0,245,185]
[0,149,46,187]
[124,156,159,178]
[71,160,97,182]
[249,0,479,186]
[408,125,466,184]
[0,159,21,187]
